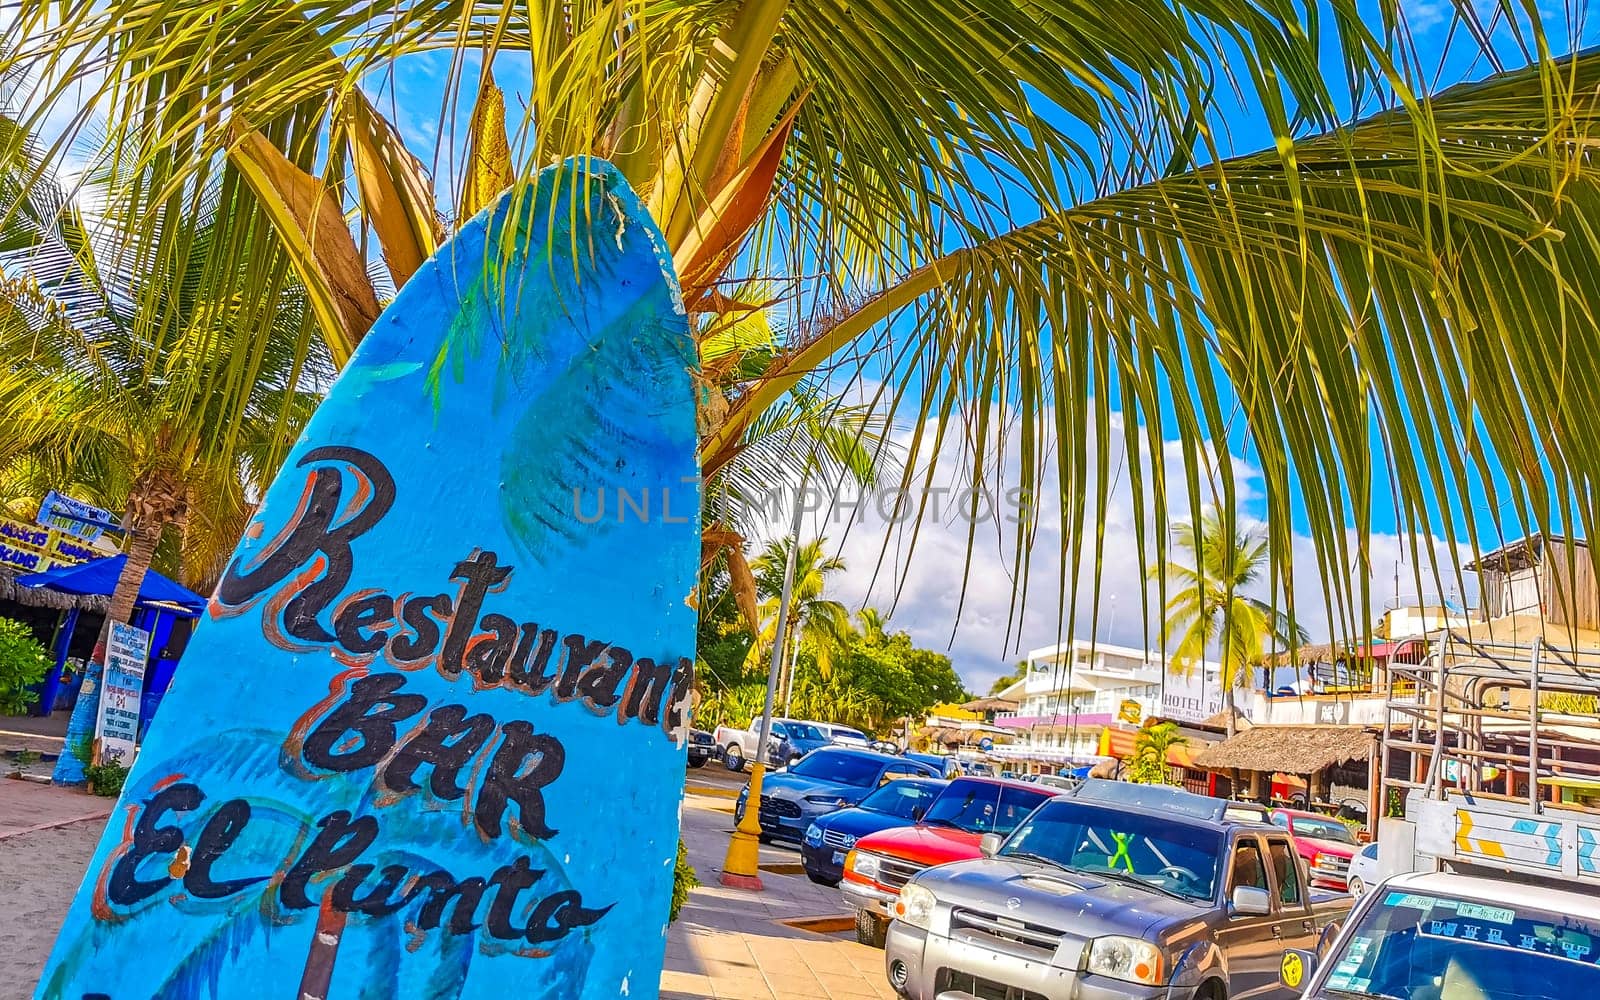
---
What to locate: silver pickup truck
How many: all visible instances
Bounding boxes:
[883,781,1350,1000]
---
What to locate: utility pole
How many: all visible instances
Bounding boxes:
[721,479,808,890]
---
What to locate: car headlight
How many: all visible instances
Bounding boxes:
[1086,936,1164,986]
[804,824,823,846]
[894,882,937,930]
[845,850,881,881]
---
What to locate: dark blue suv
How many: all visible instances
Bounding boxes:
[799,777,947,885]
[734,748,942,843]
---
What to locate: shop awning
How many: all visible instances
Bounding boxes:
[15,555,205,617]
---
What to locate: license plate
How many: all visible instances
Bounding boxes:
[832,851,845,865]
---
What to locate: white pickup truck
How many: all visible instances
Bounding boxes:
[712,717,830,771]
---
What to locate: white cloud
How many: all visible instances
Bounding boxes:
[747,401,1476,695]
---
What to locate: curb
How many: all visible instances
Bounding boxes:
[685,784,741,800]
[0,808,113,842]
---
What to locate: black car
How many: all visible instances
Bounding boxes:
[734,747,943,843]
[687,729,715,768]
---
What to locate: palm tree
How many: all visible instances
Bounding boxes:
[749,537,851,702]
[0,138,329,632]
[1162,508,1307,736]
[855,607,890,645]
[1127,721,1185,786]
[9,6,1600,667]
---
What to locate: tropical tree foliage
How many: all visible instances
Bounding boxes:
[696,605,965,735]
[8,4,1600,644]
[747,535,851,683]
[0,131,330,613]
[1124,720,1185,786]
[1162,508,1308,733]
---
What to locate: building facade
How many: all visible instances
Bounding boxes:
[990,639,1222,768]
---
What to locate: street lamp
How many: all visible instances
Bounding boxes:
[720,477,808,890]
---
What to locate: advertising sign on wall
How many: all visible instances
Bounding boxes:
[1162,666,1225,724]
[38,162,700,998]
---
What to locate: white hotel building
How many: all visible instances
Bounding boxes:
[989,639,1224,769]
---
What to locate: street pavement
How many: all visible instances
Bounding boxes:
[667,770,898,999]
[0,767,896,1000]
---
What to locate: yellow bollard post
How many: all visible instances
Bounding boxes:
[720,761,766,890]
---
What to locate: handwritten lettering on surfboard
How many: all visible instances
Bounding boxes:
[39,160,698,999]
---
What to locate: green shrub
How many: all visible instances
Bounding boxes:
[86,759,128,797]
[670,839,698,924]
[0,617,49,716]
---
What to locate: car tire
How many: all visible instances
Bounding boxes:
[687,757,707,769]
[855,909,887,948]
[806,871,840,888]
[1348,875,1364,898]
[758,833,773,845]
[1196,979,1226,1000]
[724,744,744,772]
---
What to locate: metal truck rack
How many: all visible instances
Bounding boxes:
[1378,634,1600,886]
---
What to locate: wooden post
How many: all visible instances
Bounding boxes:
[1366,733,1382,834]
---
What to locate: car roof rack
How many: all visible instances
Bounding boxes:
[1066,778,1234,822]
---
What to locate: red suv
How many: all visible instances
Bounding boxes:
[839,776,1057,945]
[1270,807,1358,890]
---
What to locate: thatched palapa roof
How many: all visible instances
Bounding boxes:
[0,567,110,612]
[960,697,1019,713]
[1199,707,1252,731]
[1192,725,1374,775]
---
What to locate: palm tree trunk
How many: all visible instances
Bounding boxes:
[105,520,162,628]
[89,469,185,764]
[1223,684,1237,738]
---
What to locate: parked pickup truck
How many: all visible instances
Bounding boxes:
[1280,870,1600,999]
[713,716,831,771]
[883,780,1350,1000]
[1270,808,1358,891]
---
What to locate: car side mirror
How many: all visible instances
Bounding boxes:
[979,833,1003,857]
[1278,948,1316,993]
[1231,885,1272,917]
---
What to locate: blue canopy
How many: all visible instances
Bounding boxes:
[16,554,205,617]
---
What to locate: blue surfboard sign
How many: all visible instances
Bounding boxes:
[38,159,699,999]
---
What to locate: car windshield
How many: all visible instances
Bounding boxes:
[859,780,943,819]
[921,781,1050,834]
[1319,890,1600,999]
[1289,815,1356,843]
[784,723,825,740]
[999,800,1223,901]
[787,751,883,787]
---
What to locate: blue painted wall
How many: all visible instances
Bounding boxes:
[39,160,699,999]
